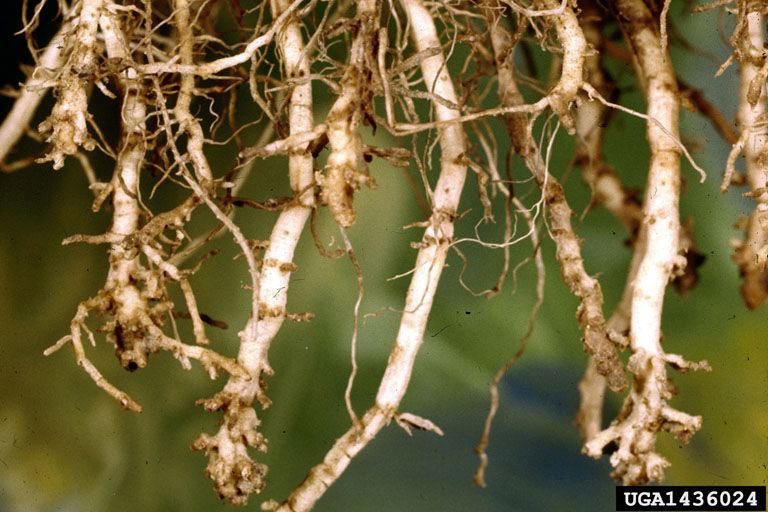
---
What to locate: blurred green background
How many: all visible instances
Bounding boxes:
[1,2,767,512]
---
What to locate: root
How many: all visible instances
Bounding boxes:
[274,0,468,508]
[583,350,710,484]
[488,0,627,392]
[473,197,544,487]
[189,0,318,504]
[726,6,768,309]
[36,0,102,169]
[579,0,708,484]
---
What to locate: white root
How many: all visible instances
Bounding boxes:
[191,0,318,504]
[0,21,71,165]
[728,8,768,309]
[582,0,709,485]
[274,0,467,509]
[37,0,103,169]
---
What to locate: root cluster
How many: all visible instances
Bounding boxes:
[3,0,763,509]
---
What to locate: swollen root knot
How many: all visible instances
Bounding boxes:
[192,431,268,506]
[582,351,707,485]
[36,82,96,170]
[193,393,269,505]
